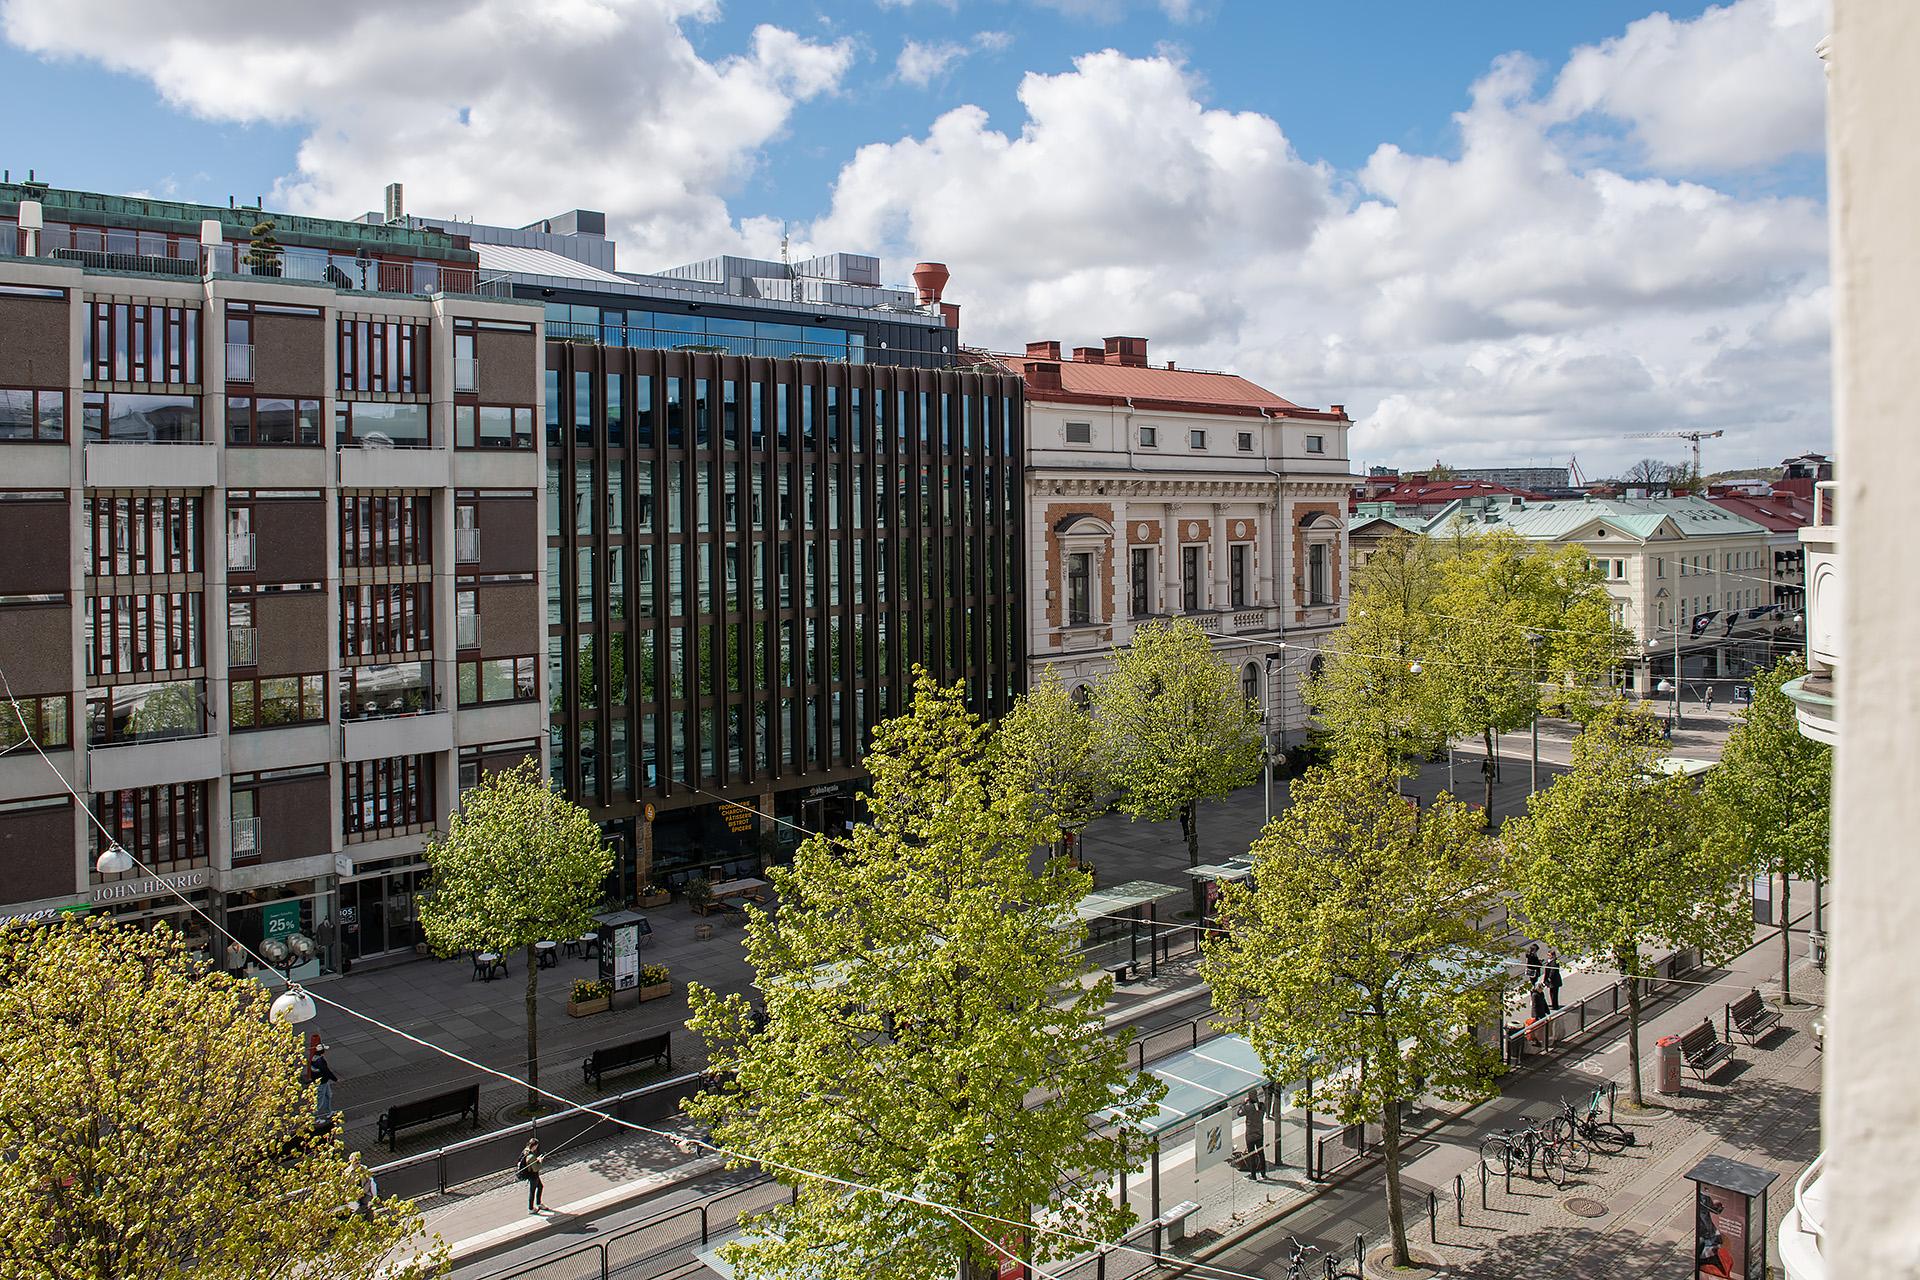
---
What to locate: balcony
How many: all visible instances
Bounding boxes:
[337,438,450,490]
[85,440,218,489]
[231,815,260,864]
[455,526,480,564]
[1784,481,1838,745]
[228,625,257,668]
[225,343,255,384]
[341,709,452,762]
[453,355,479,394]
[88,731,221,792]
[228,531,256,571]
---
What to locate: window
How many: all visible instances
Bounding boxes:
[86,592,203,675]
[1230,545,1249,608]
[1065,422,1092,444]
[1066,552,1093,626]
[85,679,206,745]
[1237,432,1254,453]
[1309,543,1331,605]
[456,588,479,650]
[91,783,207,875]
[85,494,201,577]
[230,673,327,729]
[339,662,433,718]
[1189,429,1207,450]
[0,693,68,751]
[340,493,431,568]
[335,401,430,448]
[1242,663,1260,707]
[1181,546,1202,612]
[341,584,433,658]
[457,656,537,706]
[1306,434,1325,453]
[454,404,535,449]
[337,318,427,394]
[0,387,66,441]
[1139,426,1157,447]
[1130,547,1152,617]
[85,301,200,384]
[343,754,435,839]
[83,392,201,442]
[226,395,321,445]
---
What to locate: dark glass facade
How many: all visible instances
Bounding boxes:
[546,344,1025,889]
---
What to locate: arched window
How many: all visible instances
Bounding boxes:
[1242,662,1261,707]
[1071,683,1091,709]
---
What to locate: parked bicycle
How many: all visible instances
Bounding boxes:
[1283,1234,1321,1280]
[1480,1116,1585,1185]
[1549,1087,1635,1155]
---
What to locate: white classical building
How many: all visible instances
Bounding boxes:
[981,336,1354,746]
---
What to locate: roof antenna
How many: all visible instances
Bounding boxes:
[780,223,799,302]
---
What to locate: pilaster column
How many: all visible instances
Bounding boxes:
[1210,502,1229,611]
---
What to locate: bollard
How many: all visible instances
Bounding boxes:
[1480,1159,1488,1211]
[1608,1080,1617,1124]
[1429,1188,1438,1243]
[1457,1172,1465,1227]
[1505,1148,1513,1196]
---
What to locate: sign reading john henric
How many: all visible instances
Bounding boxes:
[90,869,211,905]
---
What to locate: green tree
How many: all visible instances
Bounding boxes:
[1304,531,1450,773]
[1094,618,1262,916]
[1505,702,1749,1105]
[686,673,1162,1280]
[244,217,282,275]
[0,917,445,1280]
[992,668,1105,856]
[1204,755,1506,1268]
[1703,656,1831,1004]
[419,759,612,1112]
[1430,533,1628,823]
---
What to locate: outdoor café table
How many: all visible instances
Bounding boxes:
[709,877,769,904]
[473,952,507,981]
[535,940,559,969]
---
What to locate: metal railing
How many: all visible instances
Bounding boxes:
[231,816,259,861]
[1500,945,1700,1066]
[454,527,480,564]
[228,625,257,668]
[456,613,481,650]
[1813,480,1837,528]
[453,354,478,393]
[227,532,255,570]
[225,343,255,383]
[49,246,198,277]
[491,1176,786,1280]
[1792,1150,1827,1252]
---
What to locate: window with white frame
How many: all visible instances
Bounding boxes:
[1065,421,1092,445]
[1189,429,1206,450]
[1305,434,1325,453]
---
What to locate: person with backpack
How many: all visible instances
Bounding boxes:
[518,1137,546,1214]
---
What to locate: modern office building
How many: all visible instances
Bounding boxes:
[0,179,548,975]
[543,339,1027,895]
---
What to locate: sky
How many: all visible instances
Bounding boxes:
[0,0,1832,477]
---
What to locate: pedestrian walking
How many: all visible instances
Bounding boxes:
[1527,983,1551,1049]
[518,1137,546,1214]
[1524,942,1542,987]
[1239,1090,1268,1179]
[1704,687,1715,714]
[1544,949,1563,1010]
[307,1044,338,1121]
[224,938,247,978]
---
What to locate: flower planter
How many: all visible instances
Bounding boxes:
[637,981,672,1003]
[639,891,671,909]
[567,997,611,1018]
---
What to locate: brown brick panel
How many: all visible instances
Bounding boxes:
[0,498,70,596]
[0,295,70,387]
[476,329,539,405]
[253,592,329,676]
[250,312,326,396]
[477,581,540,658]
[1,605,72,693]
[476,495,538,575]
[252,498,328,584]
[0,800,76,902]
[255,774,332,865]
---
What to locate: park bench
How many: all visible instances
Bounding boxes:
[582,1032,673,1089]
[1726,988,1783,1045]
[1678,1019,1737,1084]
[1161,1200,1203,1244]
[1108,961,1137,985]
[377,1083,481,1151]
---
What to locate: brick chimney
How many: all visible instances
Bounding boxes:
[1025,361,1063,393]
[1026,340,1061,360]
[1103,336,1149,367]
[1329,403,1346,417]
[1073,346,1105,364]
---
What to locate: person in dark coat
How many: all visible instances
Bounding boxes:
[1544,950,1564,1010]
[1524,942,1542,988]
[1527,983,1551,1049]
[1239,1091,1268,1179]
[519,1137,546,1213]
[308,1044,338,1120]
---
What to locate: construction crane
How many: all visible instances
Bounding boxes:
[1627,429,1726,478]
[1568,456,1588,487]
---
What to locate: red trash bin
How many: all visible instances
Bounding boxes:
[1655,1033,1683,1095]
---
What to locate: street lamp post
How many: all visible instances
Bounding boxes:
[1263,647,1286,824]
[1525,631,1544,796]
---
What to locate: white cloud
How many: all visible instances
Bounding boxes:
[1547,0,1828,171]
[896,38,968,87]
[0,0,854,264]
[812,11,1830,475]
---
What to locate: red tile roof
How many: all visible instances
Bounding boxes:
[981,350,1338,419]
[1361,480,1542,506]
[1704,492,1813,532]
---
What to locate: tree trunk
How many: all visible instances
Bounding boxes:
[1621,946,1645,1107]
[1382,1095,1412,1268]
[1481,726,1497,828]
[525,941,540,1113]
[1779,870,1794,1006]
[1183,803,1204,919]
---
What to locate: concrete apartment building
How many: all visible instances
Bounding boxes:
[0,180,547,975]
[982,337,1355,749]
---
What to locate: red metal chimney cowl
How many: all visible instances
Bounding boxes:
[940,302,960,330]
[912,262,950,305]
[1026,340,1062,360]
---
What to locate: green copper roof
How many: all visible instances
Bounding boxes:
[1427,494,1769,543]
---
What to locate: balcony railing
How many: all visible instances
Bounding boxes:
[225,343,255,383]
[228,626,257,668]
[228,532,255,571]
[453,355,479,394]
[231,816,260,862]
[456,613,481,650]
[455,527,480,564]
[1813,479,1837,528]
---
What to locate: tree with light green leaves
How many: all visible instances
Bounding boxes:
[419,759,612,1112]
[992,667,1106,858]
[1703,655,1831,1004]
[1094,617,1263,917]
[1304,531,1451,773]
[685,673,1162,1280]
[1505,702,1748,1106]
[0,916,446,1280]
[1430,532,1629,824]
[1204,753,1506,1269]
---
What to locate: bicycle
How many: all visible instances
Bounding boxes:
[1549,1088,1634,1155]
[1283,1234,1320,1280]
[1480,1118,1576,1186]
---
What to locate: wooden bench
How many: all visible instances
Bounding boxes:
[1678,1019,1737,1084]
[583,1033,673,1089]
[377,1084,481,1151]
[1726,988,1783,1045]
[1108,962,1137,985]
